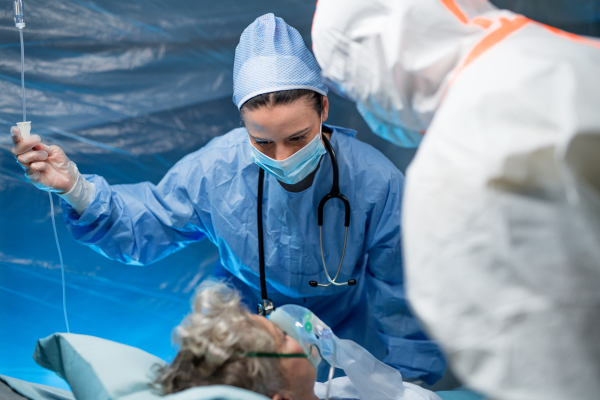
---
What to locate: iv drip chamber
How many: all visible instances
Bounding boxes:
[14,0,25,29]
[17,121,31,139]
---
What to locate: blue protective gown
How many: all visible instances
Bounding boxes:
[61,124,445,383]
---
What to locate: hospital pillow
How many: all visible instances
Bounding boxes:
[0,375,74,400]
[33,333,270,400]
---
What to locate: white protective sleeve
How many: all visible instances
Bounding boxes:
[312,1,600,399]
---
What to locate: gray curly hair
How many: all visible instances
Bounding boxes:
[154,281,288,397]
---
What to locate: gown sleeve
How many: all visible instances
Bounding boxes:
[60,157,207,266]
[364,170,447,385]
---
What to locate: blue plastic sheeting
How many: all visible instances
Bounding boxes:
[0,0,598,391]
[0,0,418,390]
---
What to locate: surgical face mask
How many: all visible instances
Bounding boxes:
[313,15,430,149]
[270,304,406,400]
[322,77,423,148]
[357,102,424,148]
[248,116,327,185]
[325,70,423,148]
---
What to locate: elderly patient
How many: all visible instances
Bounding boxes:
[155,282,441,400]
[155,282,318,400]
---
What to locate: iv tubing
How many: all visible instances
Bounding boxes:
[325,340,336,400]
[50,192,70,333]
[19,28,25,122]
[18,21,70,333]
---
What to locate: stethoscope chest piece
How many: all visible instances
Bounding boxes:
[257,298,275,316]
[309,279,356,287]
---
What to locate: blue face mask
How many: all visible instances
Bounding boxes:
[249,117,327,185]
[356,102,423,148]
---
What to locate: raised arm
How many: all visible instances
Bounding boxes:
[10,124,208,266]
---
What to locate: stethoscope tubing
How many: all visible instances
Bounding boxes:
[257,167,267,301]
[316,225,349,287]
[256,133,355,316]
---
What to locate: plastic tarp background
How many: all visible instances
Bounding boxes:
[0,0,598,391]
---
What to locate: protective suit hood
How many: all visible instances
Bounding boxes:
[312,0,497,147]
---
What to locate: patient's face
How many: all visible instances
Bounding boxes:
[253,315,317,400]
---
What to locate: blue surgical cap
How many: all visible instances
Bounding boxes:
[233,13,328,109]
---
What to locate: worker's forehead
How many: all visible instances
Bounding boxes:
[243,101,318,137]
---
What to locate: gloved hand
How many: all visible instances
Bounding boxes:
[11,125,80,194]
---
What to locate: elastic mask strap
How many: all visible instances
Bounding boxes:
[320,112,323,138]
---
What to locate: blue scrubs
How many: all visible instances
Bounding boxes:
[61,124,446,383]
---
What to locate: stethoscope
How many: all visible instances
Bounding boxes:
[256,134,356,316]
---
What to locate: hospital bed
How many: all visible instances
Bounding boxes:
[0,334,485,400]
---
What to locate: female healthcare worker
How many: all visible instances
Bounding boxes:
[9,14,445,384]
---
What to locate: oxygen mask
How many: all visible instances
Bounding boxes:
[269,304,332,370]
[270,304,407,400]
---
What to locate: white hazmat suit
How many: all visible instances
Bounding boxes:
[313,1,600,399]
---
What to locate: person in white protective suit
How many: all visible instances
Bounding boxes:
[312,1,600,400]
